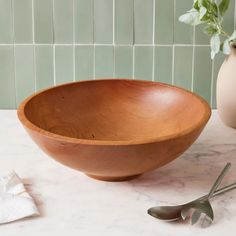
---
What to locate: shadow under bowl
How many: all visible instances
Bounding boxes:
[17,79,211,181]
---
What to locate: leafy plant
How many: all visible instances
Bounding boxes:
[179,0,236,59]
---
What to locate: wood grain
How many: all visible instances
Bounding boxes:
[17,79,211,181]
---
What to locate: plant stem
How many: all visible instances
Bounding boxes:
[221,29,230,38]
[212,17,230,38]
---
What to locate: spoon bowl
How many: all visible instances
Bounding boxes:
[148,163,234,223]
[148,205,183,221]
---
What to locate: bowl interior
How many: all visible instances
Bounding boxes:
[23,80,209,142]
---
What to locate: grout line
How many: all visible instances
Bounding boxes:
[210,57,215,107]
[11,0,17,108]
[72,0,75,82]
[113,0,115,78]
[132,45,135,79]
[53,47,56,86]
[32,0,36,93]
[132,0,135,80]
[171,45,175,85]
[191,26,196,92]
[0,43,211,46]
[172,0,176,85]
[152,0,155,82]
[52,0,56,86]
[92,0,95,79]
[93,45,96,79]
[234,0,236,29]
[32,0,35,44]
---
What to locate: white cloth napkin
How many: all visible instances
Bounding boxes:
[0,171,39,224]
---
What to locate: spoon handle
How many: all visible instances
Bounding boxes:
[207,163,231,199]
[212,182,236,198]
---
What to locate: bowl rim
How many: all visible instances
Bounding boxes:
[17,78,211,146]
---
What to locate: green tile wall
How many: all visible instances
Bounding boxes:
[174,46,193,90]
[35,45,54,91]
[13,0,33,43]
[155,0,174,44]
[55,46,74,84]
[134,0,153,44]
[34,0,53,43]
[134,46,153,80]
[94,0,113,44]
[53,0,73,43]
[174,0,193,44]
[0,46,15,108]
[75,0,93,43]
[75,46,94,81]
[15,46,35,106]
[95,46,114,78]
[154,46,172,84]
[0,0,13,43]
[0,0,235,109]
[193,46,212,103]
[115,46,133,78]
[115,0,133,44]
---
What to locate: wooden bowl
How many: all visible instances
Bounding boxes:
[18,79,211,181]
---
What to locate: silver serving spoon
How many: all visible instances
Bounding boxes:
[148,163,232,222]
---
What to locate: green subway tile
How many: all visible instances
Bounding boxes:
[222,0,235,35]
[154,46,172,84]
[115,0,133,44]
[134,46,153,80]
[115,46,133,78]
[95,46,114,78]
[195,24,210,45]
[75,46,94,81]
[35,45,54,91]
[174,46,192,90]
[212,53,226,108]
[75,0,93,43]
[94,0,113,44]
[0,46,15,109]
[13,0,32,43]
[54,0,73,43]
[55,46,74,85]
[34,0,53,43]
[15,46,35,107]
[174,0,193,44]
[155,0,174,44]
[0,0,13,43]
[134,0,153,44]
[193,46,212,103]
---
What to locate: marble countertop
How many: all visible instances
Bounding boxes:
[0,110,236,236]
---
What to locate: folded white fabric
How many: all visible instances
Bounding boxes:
[0,171,39,224]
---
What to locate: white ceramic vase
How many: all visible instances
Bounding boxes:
[217,47,236,128]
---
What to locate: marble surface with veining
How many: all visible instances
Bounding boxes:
[0,110,236,236]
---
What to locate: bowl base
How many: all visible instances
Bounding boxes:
[85,173,142,182]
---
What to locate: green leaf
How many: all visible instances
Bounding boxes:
[219,0,230,16]
[179,9,202,26]
[222,39,231,54]
[211,2,219,17]
[193,0,200,10]
[210,34,221,59]
[203,25,218,35]
[202,0,213,9]
[199,6,207,19]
